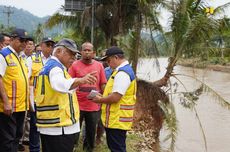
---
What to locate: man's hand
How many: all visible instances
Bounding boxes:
[92,94,103,103]
[92,92,122,104]
[70,71,97,90]
[3,101,12,116]
[0,76,12,116]
[80,71,97,85]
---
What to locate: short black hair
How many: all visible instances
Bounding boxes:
[35,44,41,51]
[26,37,34,42]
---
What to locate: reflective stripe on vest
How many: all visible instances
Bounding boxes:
[37,118,60,124]
[37,105,59,111]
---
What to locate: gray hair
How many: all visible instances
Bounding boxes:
[52,46,65,55]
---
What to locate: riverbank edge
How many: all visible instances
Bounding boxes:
[178,59,230,73]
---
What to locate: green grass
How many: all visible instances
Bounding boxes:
[74,132,143,152]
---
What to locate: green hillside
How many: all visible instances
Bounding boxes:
[0,5,60,36]
[0,5,49,32]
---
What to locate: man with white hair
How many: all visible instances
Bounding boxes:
[35,38,97,152]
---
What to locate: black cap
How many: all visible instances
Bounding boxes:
[42,37,55,43]
[100,46,124,61]
[11,28,28,39]
[54,38,79,53]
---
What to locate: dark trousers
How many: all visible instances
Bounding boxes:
[29,111,40,152]
[96,118,105,141]
[40,133,79,152]
[105,128,127,152]
[79,110,100,152]
[0,112,25,152]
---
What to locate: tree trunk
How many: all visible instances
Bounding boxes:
[132,8,142,74]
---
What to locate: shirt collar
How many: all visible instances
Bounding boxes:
[7,46,20,57]
[115,60,129,71]
[19,51,27,58]
[51,56,67,70]
[40,52,51,64]
[41,52,50,59]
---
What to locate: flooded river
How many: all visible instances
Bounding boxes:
[137,58,230,152]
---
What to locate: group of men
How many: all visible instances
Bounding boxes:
[0,28,137,152]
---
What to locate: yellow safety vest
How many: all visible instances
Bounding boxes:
[0,48,29,112]
[35,59,79,127]
[101,64,137,130]
[30,52,43,89]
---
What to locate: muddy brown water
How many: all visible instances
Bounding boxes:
[137,58,230,152]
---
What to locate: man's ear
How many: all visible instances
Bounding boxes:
[54,48,62,56]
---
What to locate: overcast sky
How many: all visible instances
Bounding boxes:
[0,0,65,17]
[0,0,229,17]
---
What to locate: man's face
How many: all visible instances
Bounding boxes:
[80,44,95,60]
[13,37,27,53]
[41,42,54,56]
[24,40,35,56]
[3,36,10,46]
[35,46,42,52]
[59,48,76,68]
[106,55,117,69]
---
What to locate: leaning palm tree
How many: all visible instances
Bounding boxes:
[155,0,230,87]
[147,0,230,151]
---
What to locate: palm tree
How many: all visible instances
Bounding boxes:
[34,23,44,43]
[153,1,230,87]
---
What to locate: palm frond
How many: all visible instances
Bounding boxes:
[213,2,230,16]
[160,105,177,150]
[193,107,208,152]
[45,13,64,29]
[174,74,230,110]
[45,12,81,29]
[176,88,208,152]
